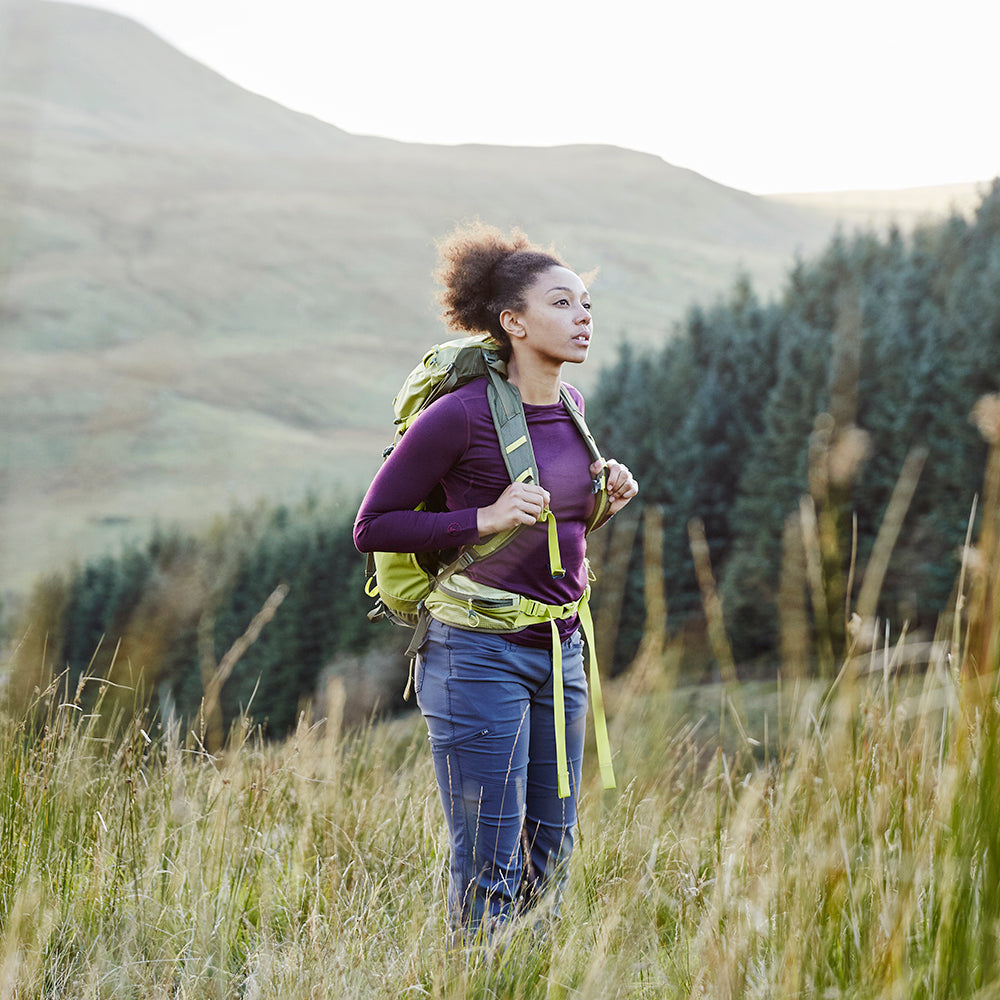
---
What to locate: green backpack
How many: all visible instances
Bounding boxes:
[363,333,617,797]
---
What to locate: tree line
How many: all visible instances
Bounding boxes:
[588,179,1000,671]
[8,180,1000,732]
[9,497,397,739]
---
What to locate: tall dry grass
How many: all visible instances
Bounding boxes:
[2,397,999,998]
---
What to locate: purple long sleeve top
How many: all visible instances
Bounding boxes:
[354,377,598,646]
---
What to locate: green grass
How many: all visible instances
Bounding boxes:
[5,414,1000,998]
[1,639,998,998]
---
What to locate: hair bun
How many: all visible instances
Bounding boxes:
[434,223,565,356]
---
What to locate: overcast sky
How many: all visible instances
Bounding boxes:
[63,0,999,194]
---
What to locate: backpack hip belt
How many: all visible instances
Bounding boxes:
[421,575,615,799]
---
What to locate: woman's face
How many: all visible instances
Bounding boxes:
[503,266,593,369]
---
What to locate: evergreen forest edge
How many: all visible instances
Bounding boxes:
[7,179,1000,737]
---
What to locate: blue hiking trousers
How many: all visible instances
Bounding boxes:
[415,617,589,935]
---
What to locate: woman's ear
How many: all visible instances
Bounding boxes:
[500,308,526,340]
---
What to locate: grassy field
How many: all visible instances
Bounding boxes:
[2,600,999,998]
[3,400,999,997]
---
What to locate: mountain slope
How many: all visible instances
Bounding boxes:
[0,0,848,592]
[0,0,356,152]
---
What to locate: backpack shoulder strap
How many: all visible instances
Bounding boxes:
[430,366,536,588]
[558,384,602,464]
[558,385,613,532]
[484,365,538,486]
[434,374,611,589]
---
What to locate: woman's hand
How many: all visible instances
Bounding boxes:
[591,459,639,516]
[477,482,551,536]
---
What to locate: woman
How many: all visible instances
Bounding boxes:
[354,222,638,940]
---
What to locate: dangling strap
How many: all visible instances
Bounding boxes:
[550,619,570,799]
[549,594,615,799]
[539,509,565,579]
[579,597,616,791]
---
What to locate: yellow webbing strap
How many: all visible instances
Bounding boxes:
[550,618,570,798]
[539,508,565,579]
[547,594,615,799]
[578,597,616,791]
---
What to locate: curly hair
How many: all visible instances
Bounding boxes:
[434,221,566,359]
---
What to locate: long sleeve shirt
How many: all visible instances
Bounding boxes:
[354,377,598,646]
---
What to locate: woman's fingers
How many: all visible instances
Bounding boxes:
[478,482,551,535]
[593,459,639,514]
[481,460,643,535]
[507,482,550,518]
[608,461,638,499]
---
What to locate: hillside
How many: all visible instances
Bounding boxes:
[0,0,971,597]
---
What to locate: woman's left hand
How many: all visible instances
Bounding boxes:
[591,459,639,516]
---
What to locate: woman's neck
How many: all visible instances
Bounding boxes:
[506,357,562,405]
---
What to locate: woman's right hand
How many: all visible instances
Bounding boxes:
[477,482,551,536]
